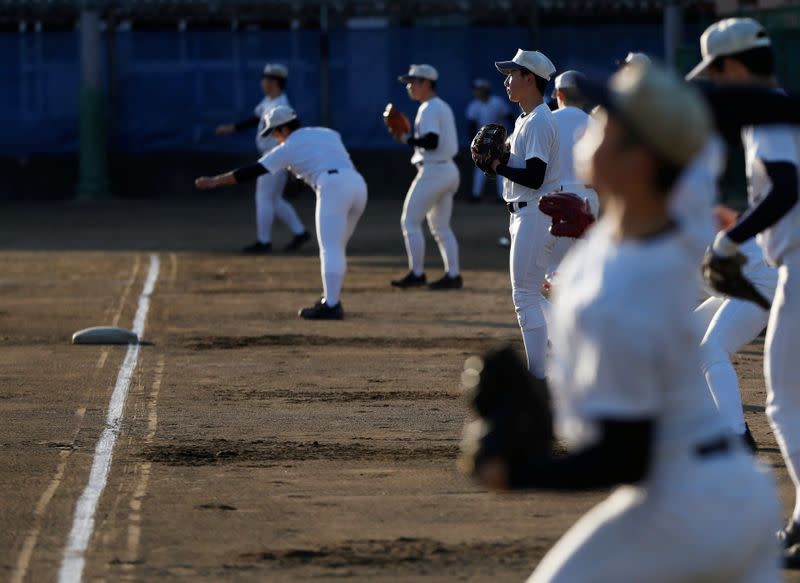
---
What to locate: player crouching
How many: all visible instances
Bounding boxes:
[461,64,781,581]
[195,106,367,320]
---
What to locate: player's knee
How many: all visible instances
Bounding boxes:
[513,290,547,328]
[699,336,730,372]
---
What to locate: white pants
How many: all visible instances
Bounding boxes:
[764,248,800,521]
[529,453,781,583]
[546,185,600,277]
[315,169,367,306]
[509,203,553,377]
[401,161,461,276]
[472,167,503,198]
[696,294,771,433]
[255,169,306,244]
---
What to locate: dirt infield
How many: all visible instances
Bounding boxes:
[1,192,798,582]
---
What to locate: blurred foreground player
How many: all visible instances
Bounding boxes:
[462,63,781,582]
[388,64,463,290]
[215,63,309,254]
[688,17,800,564]
[196,106,367,320]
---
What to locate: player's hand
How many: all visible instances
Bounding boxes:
[215,124,235,136]
[491,159,501,173]
[194,176,217,190]
[713,205,740,231]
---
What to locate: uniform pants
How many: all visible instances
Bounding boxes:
[315,169,368,306]
[529,452,780,583]
[401,161,461,277]
[255,169,306,244]
[546,185,600,277]
[696,295,771,433]
[509,204,552,377]
[472,167,503,199]
[764,249,800,521]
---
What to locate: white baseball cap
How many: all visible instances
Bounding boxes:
[262,63,289,79]
[398,64,438,83]
[686,18,771,80]
[259,105,297,137]
[554,70,586,90]
[619,52,651,68]
[576,62,711,167]
[495,49,556,81]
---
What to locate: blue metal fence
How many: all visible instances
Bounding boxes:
[1,24,679,156]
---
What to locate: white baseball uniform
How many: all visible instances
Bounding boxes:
[695,239,777,434]
[258,127,367,306]
[253,93,306,244]
[402,96,461,277]
[503,102,561,377]
[466,95,510,198]
[741,123,800,522]
[533,217,781,583]
[546,106,599,277]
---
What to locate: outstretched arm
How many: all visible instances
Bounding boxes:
[215,115,260,136]
[195,163,268,190]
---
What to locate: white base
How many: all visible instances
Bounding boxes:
[72,326,139,345]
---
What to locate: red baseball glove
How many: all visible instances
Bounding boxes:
[383,103,411,141]
[538,191,595,238]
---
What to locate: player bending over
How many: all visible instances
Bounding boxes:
[196,106,367,320]
[463,63,781,582]
[214,63,310,255]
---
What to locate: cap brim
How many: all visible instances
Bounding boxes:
[495,61,527,75]
[259,126,272,138]
[399,75,431,83]
[685,57,714,81]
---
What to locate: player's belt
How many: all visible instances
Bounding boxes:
[415,160,450,167]
[506,201,528,213]
[694,436,731,459]
[326,169,339,175]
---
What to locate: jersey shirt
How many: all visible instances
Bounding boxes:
[549,218,725,466]
[465,95,510,129]
[742,122,800,265]
[552,106,589,187]
[254,93,290,154]
[411,96,459,165]
[503,102,561,203]
[258,127,355,190]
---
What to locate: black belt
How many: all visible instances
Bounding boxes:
[694,436,731,459]
[506,201,528,213]
[327,169,339,175]
[416,160,450,167]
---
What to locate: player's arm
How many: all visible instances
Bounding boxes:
[493,157,547,189]
[215,116,260,136]
[698,84,800,136]
[406,133,439,149]
[485,419,653,490]
[714,160,799,252]
[194,163,267,189]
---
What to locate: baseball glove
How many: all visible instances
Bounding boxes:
[702,250,772,310]
[383,103,411,141]
[538,191,596,238]
[458,346,553,478]
[470,124,510,176]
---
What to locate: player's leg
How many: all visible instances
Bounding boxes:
[395,167,436,286]
[425,163,461,287]
[700,297,769,434]
[249,173,278,253]
[471,167,485,202]
[509,206,552,378]
[764,259,800,533]
[495,174,504,202]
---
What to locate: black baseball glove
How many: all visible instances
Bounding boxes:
[702,250,771,310]
[458,346,554,477]
[470,124,510,176]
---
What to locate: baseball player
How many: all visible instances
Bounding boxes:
[466,78,511,203]
[545,70,600,283]
[688,17,800,562]
[215,63,310,254]
[489,49,561,378]
[618,51,651,70]
[196,106,367,320]
[389,64,463,290]
[474,63,781,582]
